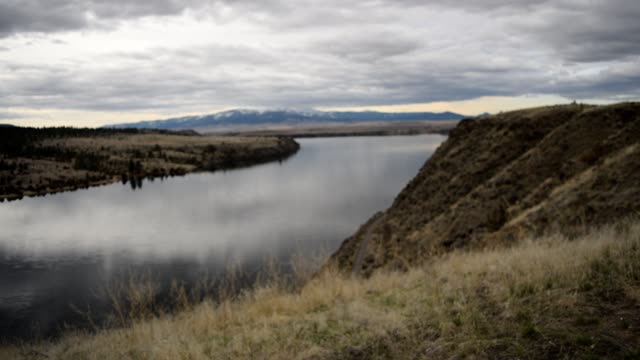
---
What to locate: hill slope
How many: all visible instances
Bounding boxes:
[108,109,465,130]
[332,102,640,274]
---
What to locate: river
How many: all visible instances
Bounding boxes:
[0,134,445,340]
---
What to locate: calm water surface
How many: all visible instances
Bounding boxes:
[0,135,445,339]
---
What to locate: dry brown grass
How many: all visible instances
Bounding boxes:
[47,134,279,150]
[202,120,458,137]
[331,102,640,274]
[3,219,639,359]
[1,133,298,201]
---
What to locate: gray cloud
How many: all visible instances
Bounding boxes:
[513,0,640,63]
[0,0,208,36]
[0,0,638,121]
[315,32,421,63]
[5,39,633,113]
[0,110,25,120]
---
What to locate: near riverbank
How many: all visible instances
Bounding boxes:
[2,219,638,359]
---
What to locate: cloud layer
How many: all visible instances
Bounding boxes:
[0,0,639,124]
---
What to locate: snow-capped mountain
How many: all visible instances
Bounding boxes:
[106,109,466,130]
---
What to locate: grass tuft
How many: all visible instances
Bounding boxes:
[3,219,640,359]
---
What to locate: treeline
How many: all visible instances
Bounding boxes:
[0,126,191,158]
[0,127,299,200]
[0,127,196,200]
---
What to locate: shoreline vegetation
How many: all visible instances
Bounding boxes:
[0,127,299,201]
[2,219,639,359]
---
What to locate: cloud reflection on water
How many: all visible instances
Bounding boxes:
[0,135,445,339]
[0,135,445,263]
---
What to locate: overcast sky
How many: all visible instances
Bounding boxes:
[1,0,639,126]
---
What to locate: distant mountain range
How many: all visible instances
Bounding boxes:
[107,109,467,130]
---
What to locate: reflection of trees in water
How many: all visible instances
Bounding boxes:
[122,173,175,191]
[129,176,144,190]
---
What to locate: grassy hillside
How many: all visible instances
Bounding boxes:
[3,103,639,358]
[2,219,639,359]
[332,102,640,274]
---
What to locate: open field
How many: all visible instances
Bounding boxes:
[2,219,638,359]
[0,128,299,201]
[196,120,459,137]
